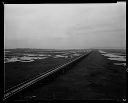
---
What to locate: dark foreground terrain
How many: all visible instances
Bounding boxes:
[4,49,87,90]
[13,50,126,101]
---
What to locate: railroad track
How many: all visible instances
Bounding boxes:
[3,50,92,101]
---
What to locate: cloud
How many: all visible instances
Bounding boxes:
[4,3,126,49]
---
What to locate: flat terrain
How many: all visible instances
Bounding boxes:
[101,49,126,54]
[14,50,126,100]
[4,49,87,90]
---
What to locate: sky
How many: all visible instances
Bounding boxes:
[4,2,126,49]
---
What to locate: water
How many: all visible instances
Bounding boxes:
[114,63,126,66]
[54,55,68,58]
[4,55,48,63]
[23,54,51,57]
[99,50,126,66]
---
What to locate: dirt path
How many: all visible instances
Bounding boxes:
[16,50,126,100]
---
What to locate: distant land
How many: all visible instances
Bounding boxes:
[4,46,126,50]
[90,46,126,50]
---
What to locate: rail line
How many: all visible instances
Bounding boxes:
[3,50,92,101]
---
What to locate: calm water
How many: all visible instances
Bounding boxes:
[99,50,126,66]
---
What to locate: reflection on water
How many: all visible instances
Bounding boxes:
[20,59,35,62]
[4,56,48,63]
[23,54,51,57]
[54,53,81,59]
[108,57,126,61]
[4,51,11,52]
[4,51,81,63]
[99,50,126,66]
[99,50,107,54]
[72,54,81,56]
[4,57,20,63]
[54,55,68,58]
[114,63,126,66]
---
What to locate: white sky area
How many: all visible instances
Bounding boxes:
[4,3,126,49]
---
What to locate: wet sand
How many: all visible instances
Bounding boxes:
[13,50,126,100]
[5,50,86,90]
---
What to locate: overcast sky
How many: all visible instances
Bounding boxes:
[4,3,126,49]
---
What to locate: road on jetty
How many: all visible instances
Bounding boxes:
[13,50,126,100]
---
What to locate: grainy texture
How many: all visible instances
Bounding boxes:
[15,50,126,100]
[5,49,86,90]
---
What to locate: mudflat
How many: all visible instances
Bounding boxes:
[5,49,86,90]
[15,50,126,100]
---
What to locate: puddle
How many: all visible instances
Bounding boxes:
[99,50,107,54]
[20,56,34,60]
[108,57,126,61]
[101,53,124,58]
[114,63,126,66]
[52,52,66,53]
[23,54,37,56]
[54,55,68,58]
[4,57,20,63]
[4,56,48,63]
[72,53,80,56]
[99,50,126,66]
[4,51,11,52]
[20,60,35,62]
[23,54,51,57]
